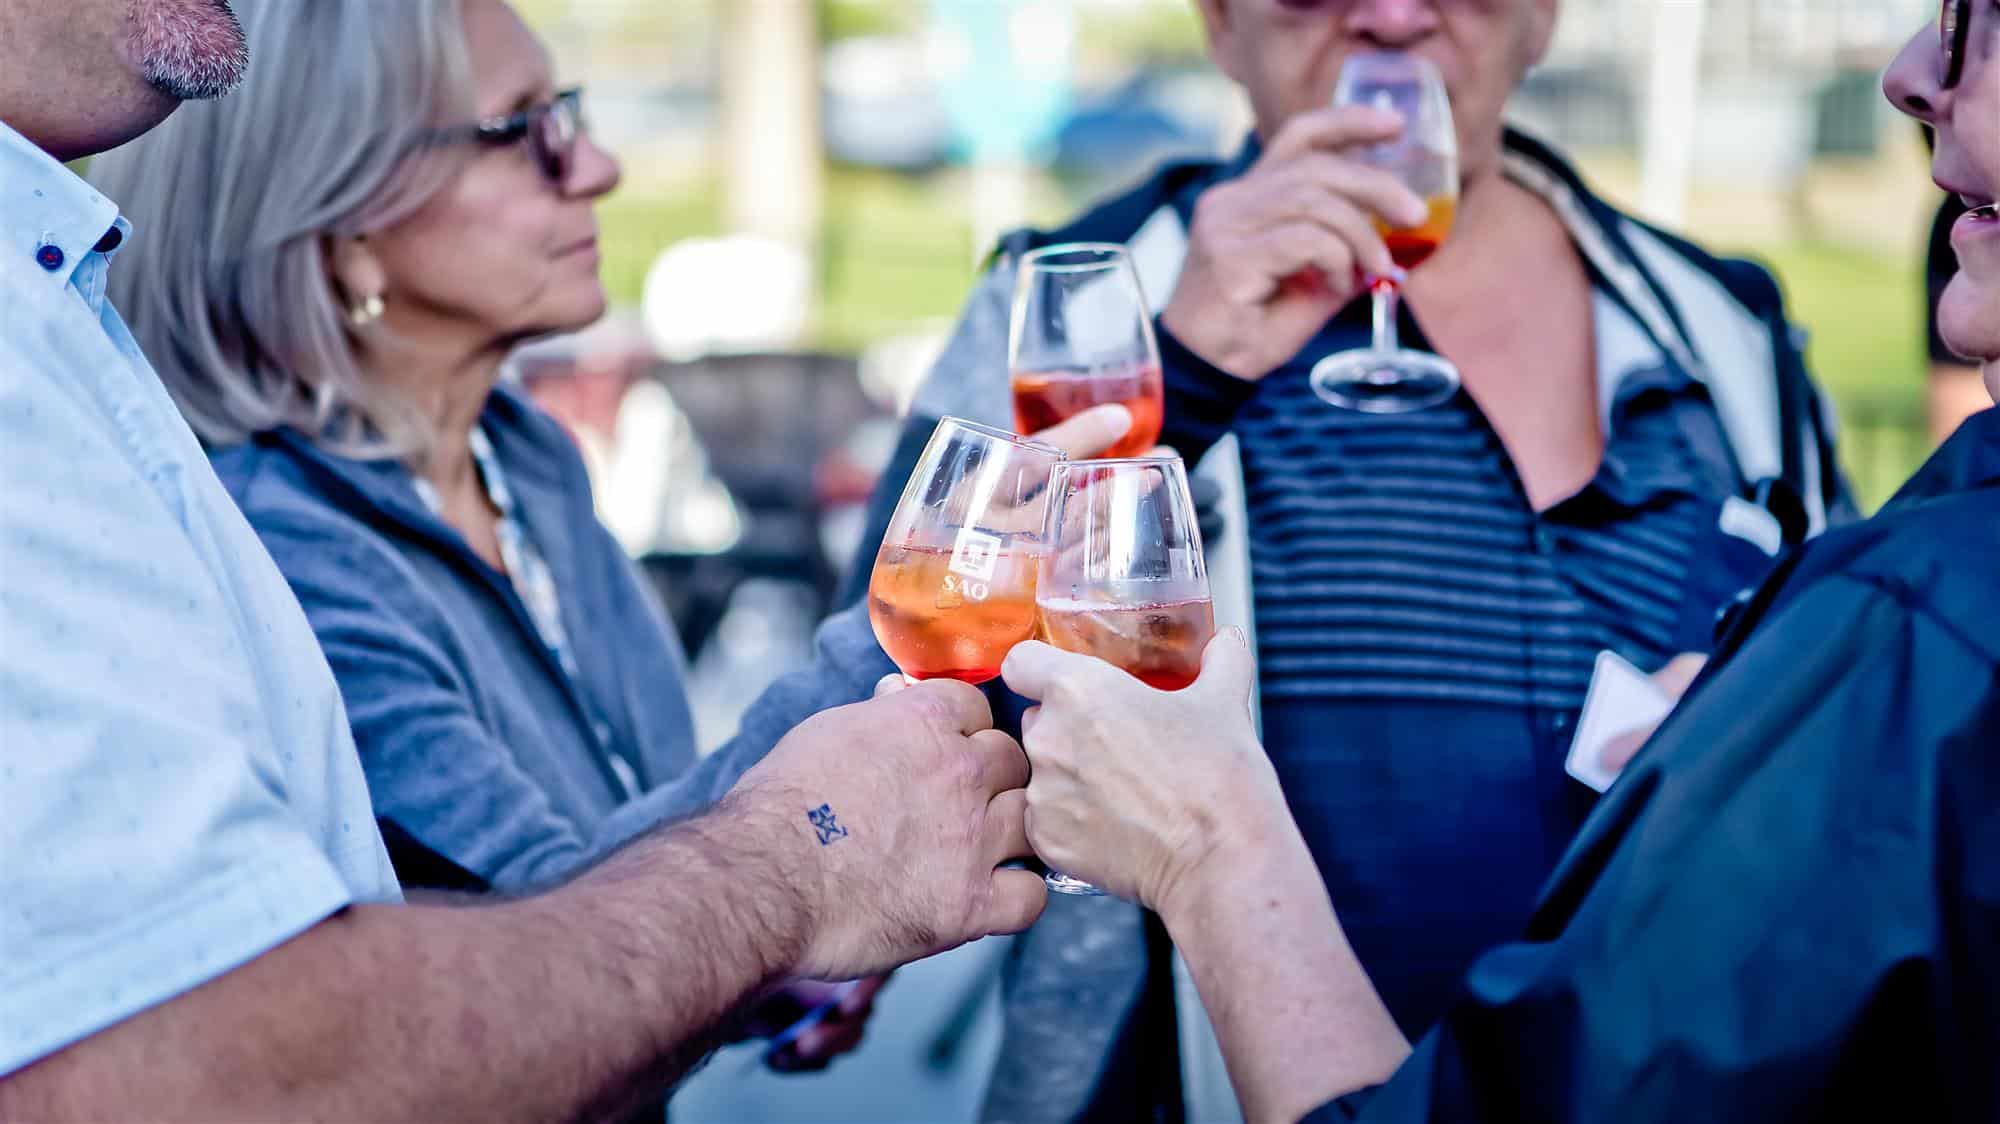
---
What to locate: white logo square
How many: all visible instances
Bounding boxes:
[948,528,1002,583]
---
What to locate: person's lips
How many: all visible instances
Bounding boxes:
[1952,200,1999,250]
[558,236,600,260]
[1936,174,1992,211]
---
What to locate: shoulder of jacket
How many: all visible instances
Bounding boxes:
[991,155,1228,264]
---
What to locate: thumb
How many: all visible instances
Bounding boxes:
[1002,639,1097,702]
[1032,403,1133,460]
[1652,653,1708,701]
[1193,628,1255,706]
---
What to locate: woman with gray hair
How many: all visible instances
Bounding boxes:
[94,0,738,896]
[91,0,1127,1074]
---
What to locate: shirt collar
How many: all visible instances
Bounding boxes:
[0,120,128,291]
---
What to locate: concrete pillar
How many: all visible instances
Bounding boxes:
[1639,0,1709,229]
[719,0,824,258]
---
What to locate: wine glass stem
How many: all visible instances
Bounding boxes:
[1371,277,1402,355]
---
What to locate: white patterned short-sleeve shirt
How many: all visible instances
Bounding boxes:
[0,121,401,1075]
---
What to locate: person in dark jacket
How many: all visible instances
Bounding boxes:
[998,6,2000,1120]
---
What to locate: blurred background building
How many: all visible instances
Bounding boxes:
[502,2,1956,1118]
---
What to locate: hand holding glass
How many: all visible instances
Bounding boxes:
[1034,456,1216,894]
[1310,51,1462,413]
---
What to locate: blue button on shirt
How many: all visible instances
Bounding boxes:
[0,121,400,1076]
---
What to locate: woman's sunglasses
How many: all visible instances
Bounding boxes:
[435,87,585,184]
[1941,0,1970,90]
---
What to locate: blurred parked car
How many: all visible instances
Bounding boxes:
[1050,66,1233,182]
[823,36,955,172]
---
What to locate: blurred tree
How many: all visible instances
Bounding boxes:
[511,0,569,28]
[820,0,921,42]
[1074,0,1204,66]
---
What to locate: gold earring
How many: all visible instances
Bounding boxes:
[349,294,385,327]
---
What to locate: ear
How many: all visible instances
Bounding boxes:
[1191,0,1249,87]
[326,233,388,308]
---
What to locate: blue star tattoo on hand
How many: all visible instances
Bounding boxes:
[808,804,848,846]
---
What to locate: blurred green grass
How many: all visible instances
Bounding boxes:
[1751,242,1930,510]
[597,167,981,354]
[597,168,1933,508]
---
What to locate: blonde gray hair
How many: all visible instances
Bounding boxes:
[94,0,473,459]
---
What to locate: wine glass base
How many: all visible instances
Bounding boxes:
[1045,871,1105,896]
[1309,349,1461,413]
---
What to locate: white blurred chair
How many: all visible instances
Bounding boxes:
[643,234,813,360]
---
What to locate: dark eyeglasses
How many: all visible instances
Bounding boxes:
[435,87,585,183]
[1941,0,1970,89]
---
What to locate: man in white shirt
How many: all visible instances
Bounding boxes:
[0,2,1044,1117]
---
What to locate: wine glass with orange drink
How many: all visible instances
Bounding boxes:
[1033,455,1215,895]
[1009,243,1164,461]
[1310,51,1462,413]
[867,418,1064,685]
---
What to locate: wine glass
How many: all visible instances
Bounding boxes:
[1309,51,1461,413]
[1034,455,1216,895]
[867,417,1064,685]
[1009,243,1165,460]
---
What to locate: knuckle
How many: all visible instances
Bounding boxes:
[1302,152,1349,184]
[950,745,988,792]
[904,682,961,730]
[947,679,994,727]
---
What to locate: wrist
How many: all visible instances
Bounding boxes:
[1150,757,1297,926]
[1160,300,1262,383]
[681,788,821,985]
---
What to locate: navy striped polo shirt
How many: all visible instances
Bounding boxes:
[836,133,1848,1066]
[1159,252,1792,1037]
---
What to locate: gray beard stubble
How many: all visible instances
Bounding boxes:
[133,0,250,101]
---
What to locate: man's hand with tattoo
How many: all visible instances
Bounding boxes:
[731,678,1047,982]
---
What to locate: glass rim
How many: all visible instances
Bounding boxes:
[1018,242,1134,274]
[934,415,1066,458]
[1053,454,1185,470]
[1336,48,1444,80]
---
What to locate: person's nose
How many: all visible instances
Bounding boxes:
[1343,0,1442,49]
[566,134,622,199]
[1883,25,1946,127]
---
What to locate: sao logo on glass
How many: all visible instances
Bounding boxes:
[945,527,1002,602]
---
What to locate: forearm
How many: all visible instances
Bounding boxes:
[1160,818,1408,1124]
[0,797,811,1123]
